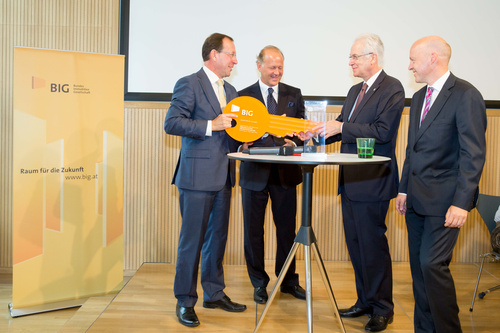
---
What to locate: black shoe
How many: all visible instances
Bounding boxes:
[280,285,306,300]
[254,287,268,304]
[176,304,200,327]
[338,305,372,318]
[365,314,393,332]
[203,295,247,312]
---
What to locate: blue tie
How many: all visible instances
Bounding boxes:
[267,87,277,115]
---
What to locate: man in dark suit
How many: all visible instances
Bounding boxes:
[238,45,306,304]
[316,34,405,332]
[395,36,487,333]
[164,33,246,328]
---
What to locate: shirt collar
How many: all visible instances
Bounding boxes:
[364,69,382,90]
[203,66,220,84]
[259,79,278,96]
[428,71,450,94]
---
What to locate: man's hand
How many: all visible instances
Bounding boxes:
[445,205,468,228]
[395,194,407,215]
[313,120,342,139]
[239,142,253,151]
[297,131,316,141]
[212,113,237,131]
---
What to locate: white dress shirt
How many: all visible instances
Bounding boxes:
[259,79,278,109]
[202,66,226,136]
[342,69,382,132]
[419,71,450,124]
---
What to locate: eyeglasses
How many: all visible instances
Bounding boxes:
[348,53,373,61]
[219,50,237,59]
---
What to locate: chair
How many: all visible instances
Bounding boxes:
[470,194,500,311]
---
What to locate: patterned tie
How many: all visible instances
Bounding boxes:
[217,79,226,110]
[267,87,277,115]
[420,86,434,125]
[349,83,367,122]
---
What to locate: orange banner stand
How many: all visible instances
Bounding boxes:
[10,47,124,316]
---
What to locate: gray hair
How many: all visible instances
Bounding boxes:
[355,33,384,67]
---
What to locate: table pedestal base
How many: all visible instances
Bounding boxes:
[253,226,346,333]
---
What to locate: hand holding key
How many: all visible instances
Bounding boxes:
[223,96,319,142]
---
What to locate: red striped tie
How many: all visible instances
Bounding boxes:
[349,83,367,122]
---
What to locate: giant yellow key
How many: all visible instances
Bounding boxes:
[223,96,319,142]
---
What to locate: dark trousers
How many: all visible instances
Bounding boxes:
[241,170,299,288]
[406,207,461,333]
[341,194,393,317]
[174,182,231,307]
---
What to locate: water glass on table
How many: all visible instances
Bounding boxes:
[356,138,375,158]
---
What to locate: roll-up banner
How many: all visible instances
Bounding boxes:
[11,47,124,316]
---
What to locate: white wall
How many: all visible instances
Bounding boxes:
[126,0,500,100]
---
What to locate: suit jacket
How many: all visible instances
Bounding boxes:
[326,70,405,202]
[164,68,239,192]
[399,73,487,215]
[238,81,304,191]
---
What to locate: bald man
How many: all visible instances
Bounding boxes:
[396,36,486,333]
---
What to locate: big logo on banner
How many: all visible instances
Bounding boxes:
[12,47,124,312]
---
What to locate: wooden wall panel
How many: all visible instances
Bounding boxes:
[122,104,182,270]
[122,103,500,271]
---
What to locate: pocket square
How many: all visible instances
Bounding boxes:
[287,102,295,107]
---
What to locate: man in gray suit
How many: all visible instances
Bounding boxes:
[164,33,246,328]
[396,36,487,333]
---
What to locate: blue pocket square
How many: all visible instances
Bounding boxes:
[287,102,295,107]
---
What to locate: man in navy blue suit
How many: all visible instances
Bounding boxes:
[164,33,246,328]
[315,33,405,332]
[238,46,306,304]
[396,36,486,333]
